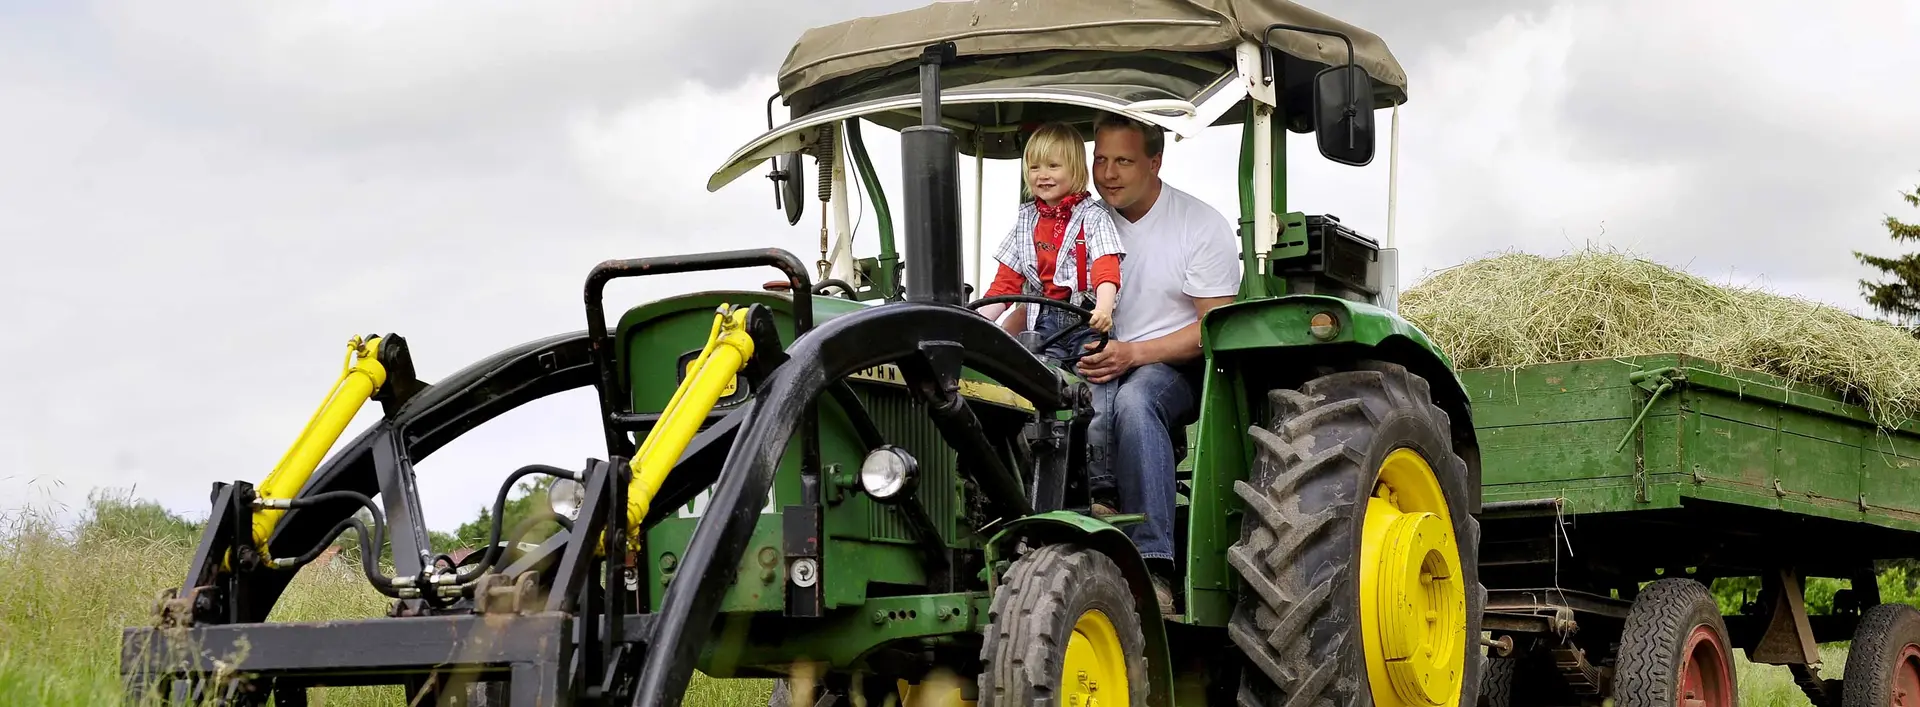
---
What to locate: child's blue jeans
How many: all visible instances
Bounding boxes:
[1031,305,1115,502]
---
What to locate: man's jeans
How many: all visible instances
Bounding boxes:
[1086,362,1196,563]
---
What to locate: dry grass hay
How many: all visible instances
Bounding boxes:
[1399,247,1920,427]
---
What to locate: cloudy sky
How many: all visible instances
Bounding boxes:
[4,0,1918,533]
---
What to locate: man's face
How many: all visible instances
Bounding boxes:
[1092,126,1161,213]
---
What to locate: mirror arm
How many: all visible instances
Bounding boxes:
[766,93,783,207]
[1260,24,1362,134]
[1261,24,1358,85]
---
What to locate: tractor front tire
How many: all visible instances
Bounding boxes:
[1228,361,1485,707]
[978,543,1149,707]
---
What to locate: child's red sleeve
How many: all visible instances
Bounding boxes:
[1089,253,1122,290]
[983,263,1026,298]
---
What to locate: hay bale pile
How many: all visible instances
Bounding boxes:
[1399,248,1920,427]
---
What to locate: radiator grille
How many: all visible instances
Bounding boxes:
[854,383,959,545]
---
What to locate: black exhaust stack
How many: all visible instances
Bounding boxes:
[900,42,963,305]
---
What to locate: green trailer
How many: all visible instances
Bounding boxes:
[1466,353,1920,707]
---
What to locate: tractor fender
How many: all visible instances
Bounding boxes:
[1202,295,1483,512]
[984,511,1175,707]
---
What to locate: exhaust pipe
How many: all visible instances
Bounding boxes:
[900,42,963,305]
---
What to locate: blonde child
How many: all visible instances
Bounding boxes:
[975,121,1125,364]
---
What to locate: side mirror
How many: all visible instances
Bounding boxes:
[770,151,807,226]
[1311,64,1375,167]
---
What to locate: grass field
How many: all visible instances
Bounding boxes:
[6,494,1918,705]
[0,495,772,706]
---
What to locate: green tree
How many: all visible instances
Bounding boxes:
[77,490,205,548]
[1855,182,1920,326]
[448,476,563,553]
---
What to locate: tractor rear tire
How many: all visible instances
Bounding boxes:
[977,542,1149,707]
[1840,603,1920,707]
[1613,578,1737,707]
[1227,361,1485,707]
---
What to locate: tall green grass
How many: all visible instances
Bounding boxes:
[0,492,770,706]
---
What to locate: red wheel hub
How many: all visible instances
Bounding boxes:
[1677,625,1733,707]
[1894,643,1920,707]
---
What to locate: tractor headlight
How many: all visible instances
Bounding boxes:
[548,477,585,520]
[860,446,918,501]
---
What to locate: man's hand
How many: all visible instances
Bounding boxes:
[1075,338,1137,384]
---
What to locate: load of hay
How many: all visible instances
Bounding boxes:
[1398,248,1920,428]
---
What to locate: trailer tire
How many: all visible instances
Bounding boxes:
[1613,578,1736,707]
[1478,656,1515,707]
[1840,603,1920,707]
[1228,361,1484,707]
[978,542,1148,707]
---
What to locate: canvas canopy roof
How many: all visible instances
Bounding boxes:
[778,0,1407,116]
[708,0,1408,192]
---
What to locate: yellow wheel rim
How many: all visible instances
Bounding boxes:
[1360,448,1468,707]
[1059,609,1130,707]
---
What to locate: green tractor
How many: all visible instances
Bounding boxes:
[121,2,1484,706]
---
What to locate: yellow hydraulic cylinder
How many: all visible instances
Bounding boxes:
[249,336,388,551]
[624,306,755,539]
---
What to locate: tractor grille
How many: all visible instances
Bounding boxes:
[854,383,959,546]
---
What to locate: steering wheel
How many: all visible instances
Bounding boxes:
[963,294,1110,368]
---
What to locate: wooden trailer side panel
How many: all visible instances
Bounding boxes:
[1676,359,1920,533]
[1463,354,1920,533]
[1461,355,1688,514]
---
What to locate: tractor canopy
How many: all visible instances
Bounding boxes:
[708,0,1408,192]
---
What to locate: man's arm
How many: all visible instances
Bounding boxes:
[1076,294,1232,383]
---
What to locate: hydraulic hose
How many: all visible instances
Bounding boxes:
[453,464,579,583]
[262,490,396,594]
[260,464,579,598]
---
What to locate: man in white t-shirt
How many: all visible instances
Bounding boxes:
[1076,113,1242,614]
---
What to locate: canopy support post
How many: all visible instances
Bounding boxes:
[1251,103,1275,289]
[1380,102,1401,312]
[973,131,985,296]
[830,122,858,285]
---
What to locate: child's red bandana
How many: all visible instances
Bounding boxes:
[1034,191,1089,221]
[1034,191,1092,290]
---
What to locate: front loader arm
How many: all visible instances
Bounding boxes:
[624,305,758,538]
[245,335,388,560]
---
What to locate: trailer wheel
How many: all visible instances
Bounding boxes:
[977,543,1148,707]
[1613,578,1736,707]
[1228,361,1485,707]
[1478,656,1516,707]
[1841,603,1920,707]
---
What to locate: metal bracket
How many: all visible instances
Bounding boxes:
[1615,367,1681,454]
[783,503,824,618]
[1749,568,1822,667]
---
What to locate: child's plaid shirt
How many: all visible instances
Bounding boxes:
[991,197,1126,329]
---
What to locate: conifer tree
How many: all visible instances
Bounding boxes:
[1856,182,1920,326]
